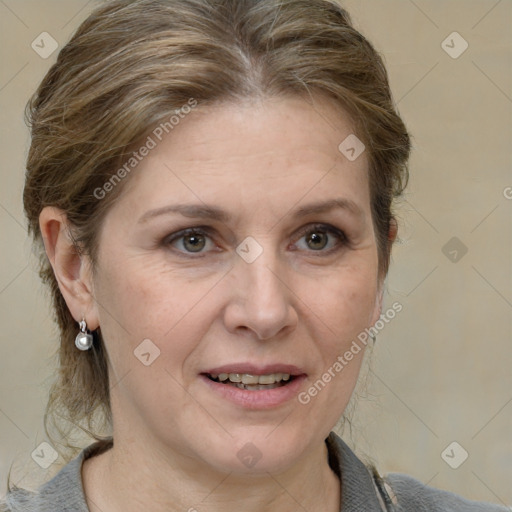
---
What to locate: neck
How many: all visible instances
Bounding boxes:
[82,434,341,512]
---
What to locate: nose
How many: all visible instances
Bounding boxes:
[222,245,298,341]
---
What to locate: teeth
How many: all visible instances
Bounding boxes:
[258,374,276,385]
[241,374,260,384]
[234,382,282,390]
[209,372,293,384]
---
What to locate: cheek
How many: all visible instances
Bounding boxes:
[92,254,226,381]
[303,262,379,333]
[294,276,374,427]
[95,255,204,333]
[297,260,379,397]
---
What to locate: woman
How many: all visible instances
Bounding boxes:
[1,0,508,510]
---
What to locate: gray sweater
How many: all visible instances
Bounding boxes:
[2,432,509,511]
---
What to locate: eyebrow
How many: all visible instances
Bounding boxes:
[138,197,364,224]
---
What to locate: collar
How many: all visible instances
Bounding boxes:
[326,432,387,511]
[38,432,384,511]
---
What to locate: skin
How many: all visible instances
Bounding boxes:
[40,94,396,512]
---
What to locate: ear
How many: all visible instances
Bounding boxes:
[370,216,398,326]
[39,206,100,330]
[388,216,398,246]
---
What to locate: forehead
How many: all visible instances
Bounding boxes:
[114,95,370,222]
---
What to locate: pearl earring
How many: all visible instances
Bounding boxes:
[75,318,93,350]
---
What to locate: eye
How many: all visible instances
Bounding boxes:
[163,223,347,257]
[165,227,216,255]
[293,223,347,254]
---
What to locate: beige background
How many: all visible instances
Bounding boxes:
[0,0,511,506]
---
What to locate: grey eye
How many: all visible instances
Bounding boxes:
[182,233,207,252]
[305,231,329,250]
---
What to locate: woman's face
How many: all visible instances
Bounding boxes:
[88,95,383,473]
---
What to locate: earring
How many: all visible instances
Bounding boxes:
[75,318,94,351]
[370,333,377,344]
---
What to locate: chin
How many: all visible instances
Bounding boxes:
[197,427,315,475]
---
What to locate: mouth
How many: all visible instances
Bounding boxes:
[199,364,306,409]
[205,372,296,391]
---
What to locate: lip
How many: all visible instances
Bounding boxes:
[199,374,307,409]
[200,363,307,410]
[203,363,304,376]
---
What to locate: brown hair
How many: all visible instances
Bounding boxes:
[23,0,410,460]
